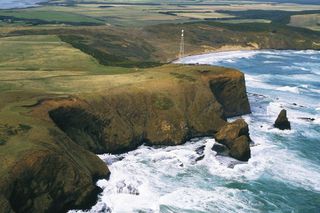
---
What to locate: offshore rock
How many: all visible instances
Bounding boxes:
[274,109,291,130]
[212,143,229,156]
[229,135,251,161]
[215,119,250,147]
[214,119,251,161]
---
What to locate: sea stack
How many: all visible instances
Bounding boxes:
[274,109,291,130]
[214,119,251,161]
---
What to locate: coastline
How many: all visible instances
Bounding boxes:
[173,45,320,63]
[1,3,320,209]
[171,45,259,63]
[81,49,320,212]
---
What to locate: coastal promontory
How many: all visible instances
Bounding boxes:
[0,64,250,212]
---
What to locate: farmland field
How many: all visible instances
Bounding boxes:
[289,13,320,31]
[1,1,320,27]
[0,35,118,72]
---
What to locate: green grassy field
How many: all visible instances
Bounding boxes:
[0,35,134,74]
[289,13,320,31]
[0,10,100,23]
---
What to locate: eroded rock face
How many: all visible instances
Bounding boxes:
[212,143,229,156]
[0,195,13,213]
[215,119,250,147]
[229,135,251,161]
[214,119,251,161]
[209,75,251,118]
[274,109,291,130]
[47,66,251,154]
[49,107,108,154]
[0,125,110,213]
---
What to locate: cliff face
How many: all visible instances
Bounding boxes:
[209,75,250,118]
[0,64,250,212]
[0,109,110,212]
[46,65,251,154]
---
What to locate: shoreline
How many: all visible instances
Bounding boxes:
[173,46,320,63]
[171,45,259,63]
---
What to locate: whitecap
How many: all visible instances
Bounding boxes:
[176,50,259,65]
[276,86,300,94]
[245,74,276,90]
[263,60,277,64]
[159,187,260,213]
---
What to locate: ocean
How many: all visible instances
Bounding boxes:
[71,50,320,212]
[0,0,47,9]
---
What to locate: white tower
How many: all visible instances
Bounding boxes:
[179,29,185,59]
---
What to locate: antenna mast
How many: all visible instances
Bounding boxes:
[179,29,184,59]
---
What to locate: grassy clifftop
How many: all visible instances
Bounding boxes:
[41,64,250,153]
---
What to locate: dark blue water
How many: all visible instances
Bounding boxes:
[71,50,320,213]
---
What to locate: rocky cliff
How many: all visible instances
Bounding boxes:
[0,64,250,212]
[44,65,250,154]
[0,103,110,212]
[0,124,110,213]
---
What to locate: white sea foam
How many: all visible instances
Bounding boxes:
[177,50,259,65]
[159,187,260,213]
[244,74,276,90]
[263,60,277,64]
[276,86,300,94]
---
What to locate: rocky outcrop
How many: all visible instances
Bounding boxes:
[209,75,250,118]
[229,135,251,161]
[214,119,251,161]
[49,107,108,154]
[0,122,110,213]
[0,64,251,212]
[212,143,229,156]
[0,195,13,213]
[274,109,291,130]
[46,65,251,154]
